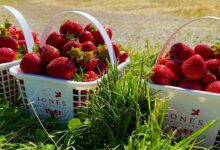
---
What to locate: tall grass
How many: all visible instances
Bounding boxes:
[0,42,217,149]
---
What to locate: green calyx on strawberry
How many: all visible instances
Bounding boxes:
[79,51,97,70]
[211,42,220,60]
[69,47,84,61]
[0,19,15,37]
[84,23,97,32]
[74,69,98,82]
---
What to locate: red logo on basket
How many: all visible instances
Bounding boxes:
[55,91,61,98]
[191,109,200,116]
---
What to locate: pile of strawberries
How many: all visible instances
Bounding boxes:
[151,42,220,94]
[0,20,39,63]
[20,20,128,82]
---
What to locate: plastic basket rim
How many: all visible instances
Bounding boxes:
[10,58,130,87]
[148,82,220,98]
[0,60,21,69]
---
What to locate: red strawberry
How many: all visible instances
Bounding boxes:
[40,45,60,65]
[0,20,17,37]
[32,32,39,43]
[201,72,217,86]
[8,25,17,37]
[205,59,220,76]
[46,32,68,50]
[112,42,120,58]
[81,41,96,52]
[165,60,183,83]
[93,26,113,45]
[181,55,206,80]
[59,20,83,37]
[85,70,99,82]
[84,23,96,32]
[170,42,194,60]
[94,59,108,75]
[194,43,214,60]
[205,81,220,94]
[79,51,97,70]
[0,48,16,63]
[215,54,220,60]
[178,80,202,90]
[79,31,94,43]
[159,54,171,65]
[47,57,75,80]
[118,51,128,63]
[62,41,82,58]
[151,64,174,85]
[16,30,24,40]
[0,36,18,51]
[20,53,42,74]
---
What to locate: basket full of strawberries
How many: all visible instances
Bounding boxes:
[148,16,220,148]
[0,6,37,104]
[10,11,130,120]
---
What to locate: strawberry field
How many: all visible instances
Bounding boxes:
[1,0,220,150]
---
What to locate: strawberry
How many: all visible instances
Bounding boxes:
[85,70,99,82]
[92,26,113,45]
[46,32,68,50]
[118,50,128,63]
[205,59,220,76]
[194,43,214,60]
[40,45,60,65]
[201,72,217,86]
[165,60,183,83]
[79,51,98,70]
[62,41,82,58]
[181,55,206,80]
[159,54,171,65]
[94,59,108,75]
[16,30,24,40]
[169,42,194,60]
[0,20,17,37]
[79,31,94,43]
[81,41,96,52]
[32,32,39,43]
[211,42,220,60]
[20,53,42,74]
[205,81,220,94]
[59,20,83,37]
[0,48,16,63]
[215,54,220,60]
[178,80,202,90]
[47,57,75,80]
[151,64,174,85]
[112,42,120,58]
[0,36,18,51]
[84,23,96,32]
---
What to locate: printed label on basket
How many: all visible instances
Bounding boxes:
[164,103,204,136]
[24,80,74,120]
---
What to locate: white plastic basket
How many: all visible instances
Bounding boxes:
[0,6,35,103]
[10,11,130,121]
[148,16,220,148]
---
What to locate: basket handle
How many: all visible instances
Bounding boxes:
[1,6,35,53]
[40,11,116,67]
[156,16,220,64]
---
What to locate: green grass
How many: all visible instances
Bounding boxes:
[0,41,217,150]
